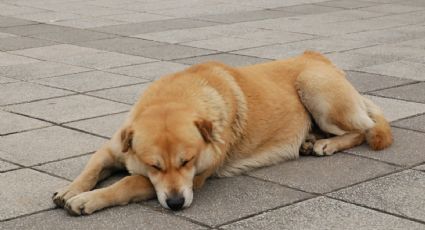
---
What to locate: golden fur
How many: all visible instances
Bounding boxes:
[53,51,392,215]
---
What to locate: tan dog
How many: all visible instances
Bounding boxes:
[53,51,392,215]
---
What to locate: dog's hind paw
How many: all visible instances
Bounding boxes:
[313,139,337,156]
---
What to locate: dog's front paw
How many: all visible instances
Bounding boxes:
[65,191,105,216]
[53,185,83,208]
[313,139,337,156]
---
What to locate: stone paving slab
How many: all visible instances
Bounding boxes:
[330,170,425,222]
[33,71,146,92]
[174,53,270,66]
[0,110,50,135]
[4,94,130,123]
[0,158,20,172]
[359,60,425,81]
[415,164,425,171]
[0,205,204,230]
[365,95,425,122]
[371,82,425,103]
[87,84,149,105]
[346,127,425,167]
[0,168,68,221]
[65,112,127,138]
[0,126,105,166]
[392,114,425,133]
[0,52,39,66]
[0,36,58,51]
[11,44,102,61]
[248,154,398,194]
[34,154,91,181]
[0,82,72,106]
[106,61,188,80]
[222,196,425,230]
[146,176,313,227]
[0,61,90,80]
[344,71,414,93]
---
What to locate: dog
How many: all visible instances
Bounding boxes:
[52,51,392,215]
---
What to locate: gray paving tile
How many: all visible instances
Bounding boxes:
[349,44,425,61]
[121,44,217,61]
[35,154,91,181]
[0,16,38,28]
[0,205,204,230]
[361,3,424,13]
[222,196,425,230]
[51,17,126,29]
[92,19,217,36]
[54,51,156,70]
[0,126,105,166]
[87,84,149,104]
[132,24,261,44]
[326,52,398,70]
[183,37,270,52]
[29,29,116,43]
[0,110,50,135]
[101,12,173,23]
[359,60,425,81]
[274,4,343,15]
[371,82,425,103]
[347,127,425,167]
[395,37,425,49]
[147,176,312,227]
[392,114,425,133]
[338,26,425,45]
[0,61,90,80]
[0,32,16,38]
[330,170,425,222]
[0,76,18,84]
[4,95,130,123]
[345,71,414,93]
[234,38,376,59]
[0,52,39,66]
[76,37,165,56]
[33,71,146,92]
[193,9,298,23]
[365,95,425,122]
[415,164,425,171]
[249,154,398,193]
[65,112,127,138]
[106,61,188,80]
[316,0,379,9]
[232,30,315,44]
[0,36,57,51]
[16,11,80,23]
[0,82,72,105]
[0,158,19,172]
[0,24,74,36]
[0,169,68,221]
[174,53,269,66]
[11,44,102,61]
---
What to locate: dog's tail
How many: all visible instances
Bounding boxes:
[363,97,393,150]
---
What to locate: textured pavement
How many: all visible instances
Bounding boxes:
[1,0,425,229]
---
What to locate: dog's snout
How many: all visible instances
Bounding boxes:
[166,195,185,211]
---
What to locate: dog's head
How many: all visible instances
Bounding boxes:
[121,103,215,210]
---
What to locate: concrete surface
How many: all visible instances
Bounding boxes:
[1,0,425,229]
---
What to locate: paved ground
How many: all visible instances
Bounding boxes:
[1,0,425,229]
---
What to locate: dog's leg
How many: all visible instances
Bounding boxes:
[53,141,121,207]
[296,59,391,155]
[65,175,155,215]
[313,132,364,156]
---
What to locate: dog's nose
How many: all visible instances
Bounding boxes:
[166,196,185,211]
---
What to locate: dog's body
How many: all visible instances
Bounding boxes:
[53,51,392,215]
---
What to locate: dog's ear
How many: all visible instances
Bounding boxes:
[120,127,134,153]
[194,119,213,143]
